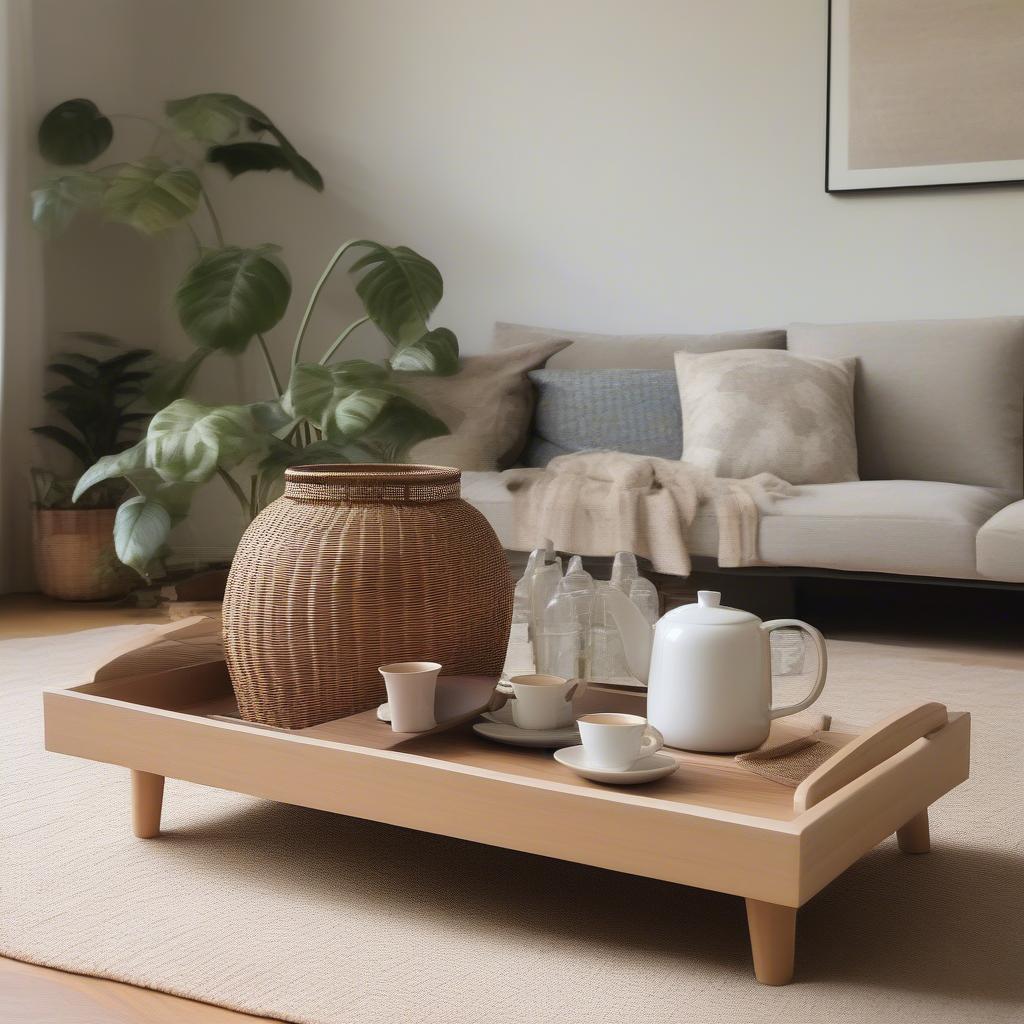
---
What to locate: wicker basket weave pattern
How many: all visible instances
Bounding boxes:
[222,465,513,729]
[32,507,134,601]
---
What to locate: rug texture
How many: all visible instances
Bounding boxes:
[2,625,1022,1024]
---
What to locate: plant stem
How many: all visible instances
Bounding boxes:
[249,474,258,519]
[256,333,283,396]
[319,316,370,365]
[201,188,225,246]
[290,239,364,368]
[216,467,249,512]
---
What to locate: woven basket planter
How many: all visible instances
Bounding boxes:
[32,507,134,601]
[222,464,513,729]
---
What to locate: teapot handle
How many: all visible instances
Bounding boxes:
[761,619,828,720]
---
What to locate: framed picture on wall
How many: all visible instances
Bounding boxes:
[826,0,1024,192]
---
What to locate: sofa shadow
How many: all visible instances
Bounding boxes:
[159,799,1023,1002]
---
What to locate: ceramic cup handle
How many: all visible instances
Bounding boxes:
[639,725,664,757]
[762,619,828,720]
[565,679,588,703]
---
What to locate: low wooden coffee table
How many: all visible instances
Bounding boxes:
[43,620,970,986]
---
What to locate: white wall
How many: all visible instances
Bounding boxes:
[19,0,1024,574]
[148,0,1024,348]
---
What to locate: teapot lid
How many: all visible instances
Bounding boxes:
[670,590,759,626]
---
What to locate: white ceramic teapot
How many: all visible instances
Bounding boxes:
[603,589,827,753]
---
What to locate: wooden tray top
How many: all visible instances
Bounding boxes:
[43,618,970,916]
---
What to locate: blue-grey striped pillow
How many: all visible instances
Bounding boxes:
[524,369,682,467]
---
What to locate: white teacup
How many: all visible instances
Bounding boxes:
[577,712,664,771]
[509,674,585,730]
[378,661,441,733]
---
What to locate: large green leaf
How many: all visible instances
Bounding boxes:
[349,243,442,346]
[390,327,460,375]
[347,395,449,462]
[37,99,113,165]
[165,93,248,143]
[144,399,269,482]
[176,245,291,351]
[282,361,390,431]
[72,442,148,502]
[329,389,394,439]
[206,142,292,176]
[287,367,447,454]
[113,495,172,577]
[30,171,106,236]
[102,159,201,235]
[208,139,322,191]
[165,93,323,191]
[244,112,324,191]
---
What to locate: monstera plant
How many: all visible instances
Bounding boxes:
[33,94,459,579]
[71,240,458,578]
[32,93,324,403]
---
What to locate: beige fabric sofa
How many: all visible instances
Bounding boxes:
[462,318,1024,585]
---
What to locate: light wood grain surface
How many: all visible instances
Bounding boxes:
[0,953,277,1023]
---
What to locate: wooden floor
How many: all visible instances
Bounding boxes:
[2,582,1021,1024]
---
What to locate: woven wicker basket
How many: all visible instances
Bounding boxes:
[222,464,513,729]
[32,507,134,601]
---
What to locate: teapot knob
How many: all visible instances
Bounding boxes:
[697,590,721,607]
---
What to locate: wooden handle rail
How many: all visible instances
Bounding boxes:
[793,702,948,813]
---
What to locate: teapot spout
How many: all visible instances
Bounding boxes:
[601,584,654,684]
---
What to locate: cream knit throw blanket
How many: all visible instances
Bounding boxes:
[503,452,795,576]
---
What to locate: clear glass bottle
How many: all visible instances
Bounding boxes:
[511,549,540,625]
[536,569,594,680]
[610,551,639,594]
[590,582,632,682]
[629,577,660,626]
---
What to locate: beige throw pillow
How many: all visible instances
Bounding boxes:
[674,349,859,484]
[402,338,571,471]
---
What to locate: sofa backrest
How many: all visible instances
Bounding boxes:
[493,322,784,369]
[788,318,1024,494]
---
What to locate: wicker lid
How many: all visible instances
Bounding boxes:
[284,464,461,504]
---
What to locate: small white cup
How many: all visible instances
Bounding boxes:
[577,712,664,771]
[378,661,441,733]
[509,674,584,730]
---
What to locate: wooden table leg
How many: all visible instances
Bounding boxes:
[131,770,165,839]
[745,898,796,985]
[896,808,930,854]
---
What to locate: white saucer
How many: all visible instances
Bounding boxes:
[472,700,580,748]
[553,745,679,785]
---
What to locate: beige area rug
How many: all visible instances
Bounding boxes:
[2,625,1022,1024]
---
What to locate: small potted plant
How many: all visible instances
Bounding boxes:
[31,336,155,600]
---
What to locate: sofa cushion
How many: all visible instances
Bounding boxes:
[977,500,1024,582]
[464,473,1011,581]
[403,338,570,471]
[494,322,785,369]
[674,349,859,485]
[523,369,681,467]
[787,317,1024,493]
[693,479,1012,579]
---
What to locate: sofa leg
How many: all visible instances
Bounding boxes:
[131,769,164,839]
[745,898,797,985]
[897,808,930,854]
